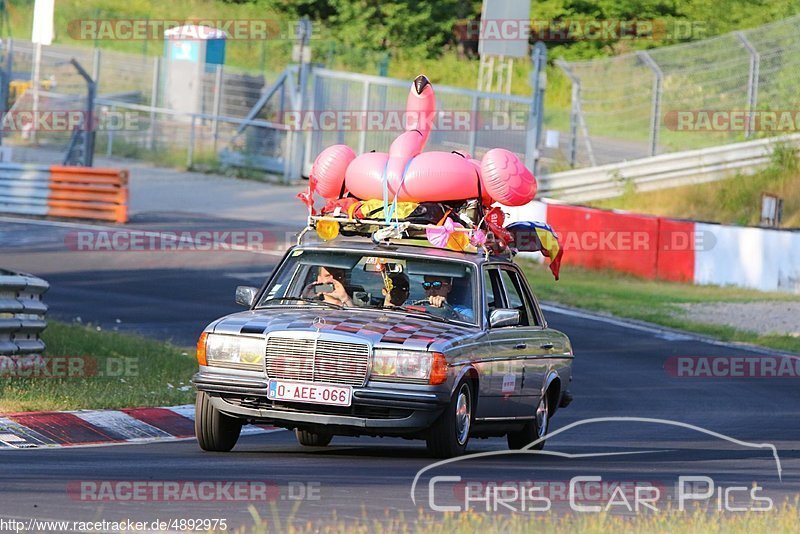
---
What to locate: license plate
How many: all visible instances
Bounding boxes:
[267,380,352,407]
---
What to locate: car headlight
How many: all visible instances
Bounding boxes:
[205,334,265,369]
[371,349,447,384]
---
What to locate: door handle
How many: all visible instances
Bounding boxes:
[514,343,527,350]
[539,343,554,350]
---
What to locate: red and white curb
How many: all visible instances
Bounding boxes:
[0,405,281,449]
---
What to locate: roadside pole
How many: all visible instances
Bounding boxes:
[30,0,55,145]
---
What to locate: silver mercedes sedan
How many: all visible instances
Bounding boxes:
[192,239,574,458]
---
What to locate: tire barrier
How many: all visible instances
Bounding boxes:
[0,270,48,366]
[0,163,129,223]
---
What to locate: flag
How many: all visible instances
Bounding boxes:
[507,221,564,280]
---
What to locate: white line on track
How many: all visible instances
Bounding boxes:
[541,303,795,356]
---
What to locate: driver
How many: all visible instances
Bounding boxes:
[302,266,354,307]
[421,275,474,321]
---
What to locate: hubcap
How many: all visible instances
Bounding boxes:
[455,385,471,445]
[536,395,549,438]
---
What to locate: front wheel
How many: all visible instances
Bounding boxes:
[507,390,549,450]
[426,379,473,458]
[195,391,243,452]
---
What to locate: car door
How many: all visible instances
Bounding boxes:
[495,266,560,411]
[476,265,530,419]
[497,266,554,414]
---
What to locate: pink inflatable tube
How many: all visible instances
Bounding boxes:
[311,75,537,207]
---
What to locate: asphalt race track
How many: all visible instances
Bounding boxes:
[1,215,798,529]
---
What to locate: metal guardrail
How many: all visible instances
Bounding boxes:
[0,163,53,216]
[0,269,48,358]
[540,133,800,202]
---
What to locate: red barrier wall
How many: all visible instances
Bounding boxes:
[655,219,696,283]
[545,204,695,281]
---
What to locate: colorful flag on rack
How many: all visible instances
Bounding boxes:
[507,221,564,280]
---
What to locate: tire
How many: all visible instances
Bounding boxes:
[426,379,473,458]
[195,391,242,452]
[507,389,550,450]
[295,428,333,447]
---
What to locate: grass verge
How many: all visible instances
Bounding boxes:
[240,501,800,533]
[519,260,800,354]
[0,321,197,413]
[593,143,800,227]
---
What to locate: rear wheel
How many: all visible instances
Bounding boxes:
[296,428,333,447]
[507,390,549,450]
[195,391,242,452]
[426,379,473,458]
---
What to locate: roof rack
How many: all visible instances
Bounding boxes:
[298,214,516,260]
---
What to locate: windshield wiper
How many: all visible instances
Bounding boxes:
[258,296,343,310]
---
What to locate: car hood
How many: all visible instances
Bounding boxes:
[209,307,479,351]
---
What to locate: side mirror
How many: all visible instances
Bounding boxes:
[235,286,258,307]
[490,308,520,328]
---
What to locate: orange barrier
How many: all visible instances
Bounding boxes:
[47,166,129,223]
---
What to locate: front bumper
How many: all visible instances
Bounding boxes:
[192,370,450,434]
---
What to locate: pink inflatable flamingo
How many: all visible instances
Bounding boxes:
[311,75,536,207]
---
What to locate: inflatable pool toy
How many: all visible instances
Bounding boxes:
[310,75,537,207]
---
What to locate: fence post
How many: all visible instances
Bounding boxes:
[212,64,223,151]
[468,94,478,156]
[187,115,196,168]
[69,59,97,167]
[0,40,11,147]
[107,104,114,156]
[92,48,101,87]
[148,57,160,151]
[357,80,370,155]
[525,42,546,175]
[637,51,662,157]
[568,80,580,167]
[736,31,760,138]
[556,59,596,168]
[290,17,312,183]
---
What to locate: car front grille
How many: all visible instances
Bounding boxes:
[265,335,370,386]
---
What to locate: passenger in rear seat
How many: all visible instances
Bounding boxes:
[381,272,410,308]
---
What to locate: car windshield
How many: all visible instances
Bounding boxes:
[256,249,478,325]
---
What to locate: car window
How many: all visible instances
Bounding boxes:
[499,269,536,327]
[483,268,506,320]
